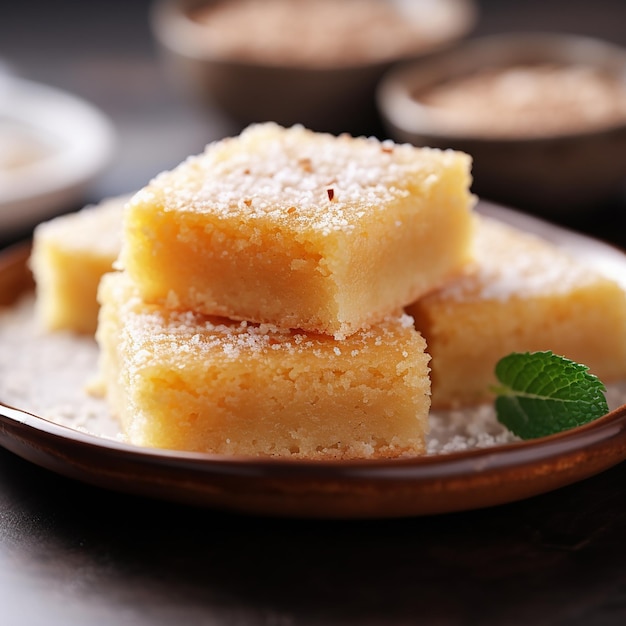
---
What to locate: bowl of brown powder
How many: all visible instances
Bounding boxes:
[150,0,476,136]
[377,32,626,213]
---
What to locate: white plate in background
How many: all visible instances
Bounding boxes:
[0,73,115,235]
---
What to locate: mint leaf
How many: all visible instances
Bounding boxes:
[492,351,608,440]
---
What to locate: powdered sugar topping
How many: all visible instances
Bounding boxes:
[437,216,606,302]
[141,123,466,235]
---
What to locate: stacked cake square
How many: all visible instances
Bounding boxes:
[96,122,475,458]
[408,216,626,408]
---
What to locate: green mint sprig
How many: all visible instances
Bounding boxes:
[492,351,609,440]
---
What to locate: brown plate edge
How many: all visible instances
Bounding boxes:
[1,398,626,519]
[1,205,626,518]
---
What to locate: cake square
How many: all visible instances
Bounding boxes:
[120,123,474,338]
[96,271,431,459]
[407,216,626,408]
[30,194,129,334]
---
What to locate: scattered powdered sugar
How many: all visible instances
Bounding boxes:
[0,296,118,439]
[428,405,518,453]
[1,295,625,456]
[139,123,469,237]
[437,216,604,303]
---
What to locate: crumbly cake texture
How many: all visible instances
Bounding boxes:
[407,216,626,408]
[30,194,130,334]
[96,271,431,459]
[120,123,475,338]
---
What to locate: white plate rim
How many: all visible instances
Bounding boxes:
[0,75,116,232]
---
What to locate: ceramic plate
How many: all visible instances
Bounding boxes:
[1,202,626,519]
[0,73,115,234]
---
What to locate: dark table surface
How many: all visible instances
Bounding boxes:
[1,1,626,624]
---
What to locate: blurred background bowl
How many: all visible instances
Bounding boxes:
[150,0,477,136]
[377,32,626,215]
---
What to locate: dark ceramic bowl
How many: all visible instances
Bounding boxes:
[377,33,626,214]
[150,0,476,136]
